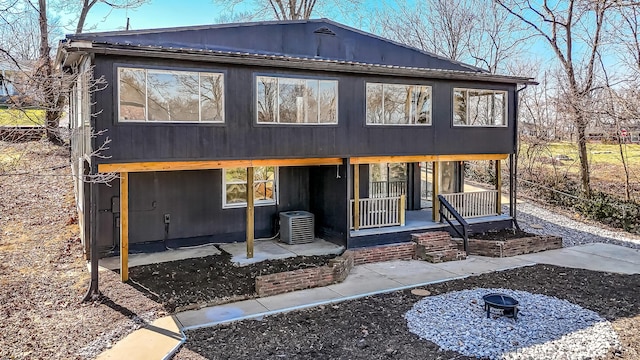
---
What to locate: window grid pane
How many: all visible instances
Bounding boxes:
[118,67,224,122]
[453,88,507,127]
[224,167,277,207]
[366,82,432,125]
[257,76,337,124]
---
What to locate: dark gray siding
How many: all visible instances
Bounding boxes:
[91,56,516,164]
[94,167,317,252]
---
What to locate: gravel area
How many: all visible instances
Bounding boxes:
[507,203,640,249]
[405,288,620,360]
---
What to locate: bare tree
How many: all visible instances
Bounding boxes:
[377,0,476,62]
[0,0,147,145]
[67,0,148,34]
[495,0,623,198]
[213,0,361,21]
[376,0,527,73]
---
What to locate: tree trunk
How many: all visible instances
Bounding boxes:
[575,113,591,198]
[38,0,63,145]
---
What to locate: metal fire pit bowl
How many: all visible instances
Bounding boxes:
[483,293,519,320]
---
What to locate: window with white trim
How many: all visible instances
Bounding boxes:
[256,75,337,124]
[366,83,432,125]
[453,88,507,126]
[223,166,278,208]
[118,67,224,122]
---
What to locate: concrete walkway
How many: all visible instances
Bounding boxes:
[96,243,639,359]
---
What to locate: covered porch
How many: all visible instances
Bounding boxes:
[348,154,513,246]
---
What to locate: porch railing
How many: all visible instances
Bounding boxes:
[440,190,499,218]
[350,195,406,230]
[369,181,406,198]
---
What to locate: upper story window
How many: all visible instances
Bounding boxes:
[223,166,278,208]
[256,75,338,124]
[118,67,224,123]
[366,83,432,125]
[453,88,507,127]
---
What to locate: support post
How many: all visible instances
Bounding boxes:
[246,167,254,258]
[495,160,502,215]
[399,194,406,226]
[120,172,129,282]
[353,164,360,230]
[432,162,440,222]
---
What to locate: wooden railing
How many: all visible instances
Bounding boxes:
[369,181,406,198]
[350,195,406,230]
[440,190,499,218]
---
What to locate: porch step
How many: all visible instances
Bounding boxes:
[420,249,467,263]
[412,231,468,263]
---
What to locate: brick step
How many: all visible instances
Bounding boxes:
[420,249,467,263]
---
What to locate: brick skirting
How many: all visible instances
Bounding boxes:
[351,242,416,265]
[454,235,563,257]
[255,242,417,297]
[255,250,355,297]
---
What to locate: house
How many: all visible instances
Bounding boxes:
[55,19,535,281]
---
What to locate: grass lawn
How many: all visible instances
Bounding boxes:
[543,141,640,167]
[0,108,45,126]
[520,141,640,194]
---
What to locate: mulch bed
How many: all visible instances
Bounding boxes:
[0,140,166,360]
[471,228,537,241]
[175,264,640,360]
[127,252,337,312]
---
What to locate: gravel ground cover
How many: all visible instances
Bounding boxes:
[176,264,640,360]
[0,140,165,359]
[128,253,336,312]
[510,203,640,249]
[406,289,619,359]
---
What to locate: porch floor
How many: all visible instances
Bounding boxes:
[350,210,512,237]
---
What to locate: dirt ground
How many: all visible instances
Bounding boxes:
[0,140,165,359]
[176,264,640,360]
[471,229,536,241]
[128,253,336,312]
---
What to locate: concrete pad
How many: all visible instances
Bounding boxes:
[328,266,404,296]
[176,299,268,329]
[221,241,294,265]
[472,255,537,269]
[362,260,460,286]
[569,243,640,265]
[276,239,344,257]
[96,316,183,360]
[256,286,342,311]
[99,245,221,270]
[517,247,640,274]
[428,256,508,276]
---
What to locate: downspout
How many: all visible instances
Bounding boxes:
[511,84,528,231]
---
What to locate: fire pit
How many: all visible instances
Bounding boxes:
[483,293,519,320]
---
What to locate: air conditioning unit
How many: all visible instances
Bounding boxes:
[280,211,315,245]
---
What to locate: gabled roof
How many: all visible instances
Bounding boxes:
[57,19,536,85]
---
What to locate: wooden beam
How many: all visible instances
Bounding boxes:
[120,172,129,282]
[432,162,440,222]
[98,157,343,173]
[495,160,502,215]
[246,167,254,259]
[350,154,509,165]
[353,164,360,231]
